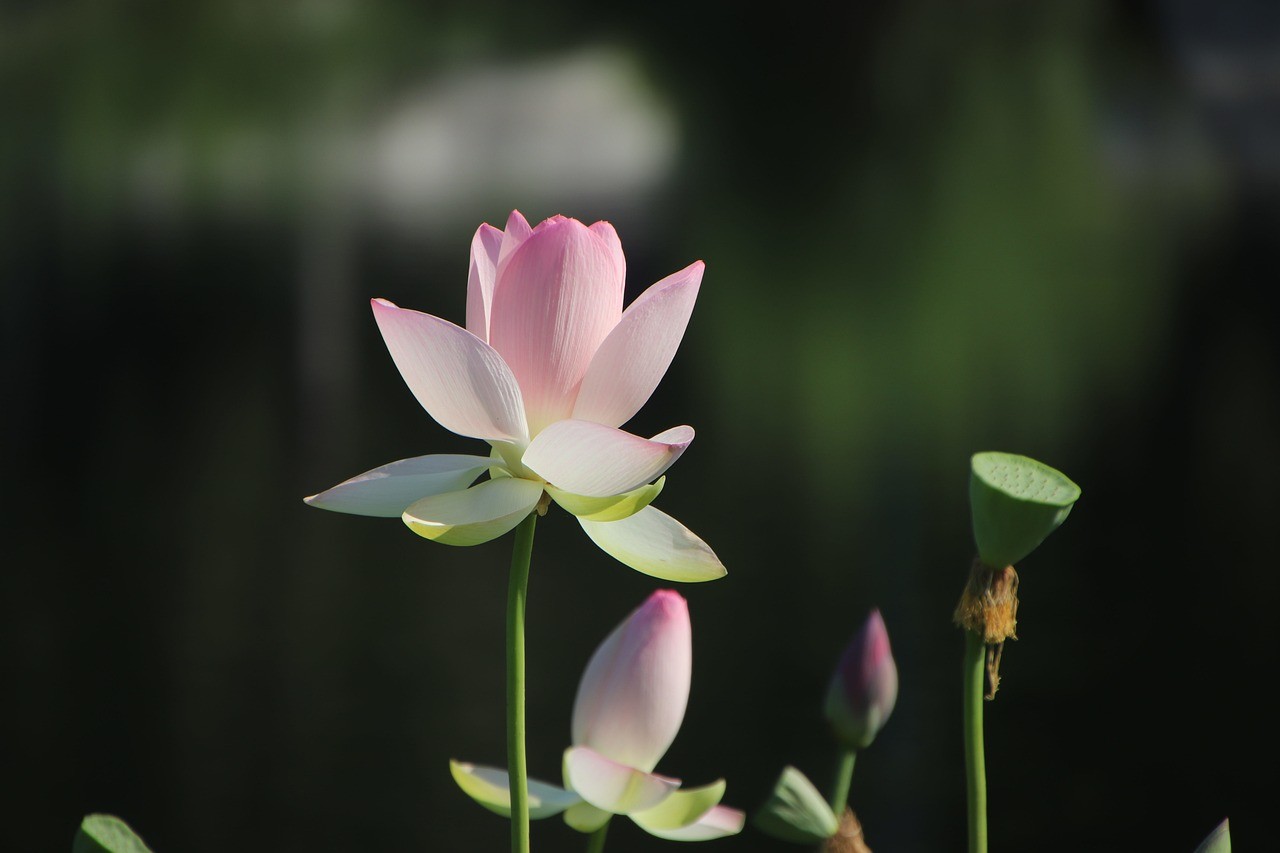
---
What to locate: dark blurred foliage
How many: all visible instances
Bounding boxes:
[2,0,1277,850]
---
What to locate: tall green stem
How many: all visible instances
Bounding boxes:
[584,820,611,853]
[507,513,538,853]
[827,747,857,817]
[962,631,988,853]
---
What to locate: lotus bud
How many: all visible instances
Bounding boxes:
[824,609,898,749]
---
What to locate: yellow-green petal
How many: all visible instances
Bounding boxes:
[449,760,580,819]
[563,802,612,833]
[630,779,726,831]
[547,477,665,522]
[402,477,543,546]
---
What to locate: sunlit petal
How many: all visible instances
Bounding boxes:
[571,590,691,772]
[563,746,680,815]
[449,760,580,819]
[580,506,726,582]
[371,298,528,443]
[629,779,725,831]
[402,477,543,546]
[588,220,626,299]
[304,454,496,517]
[523,420,692,498]
[639,804,746,841]
[465,223,504,342]
[488,217,622,433]
[573,261,703,429]
[546,477,664,522]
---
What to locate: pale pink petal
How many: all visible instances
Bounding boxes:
[637,804,746,841]
[573,261,703,428]
[465,223,504,342]
[371,298,528,443]
[522,420,693,498]
[488,217,623,434]
[571,590,691,772]
[588,220,626,298]
[304,454,496,517]
[402,477,543,546]
[579,506,726,583]
[563,746,680,815]
[495,209,533,281]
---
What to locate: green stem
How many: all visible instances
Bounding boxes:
[584,820,611,853]
[962,631,988,853]
[827,747,857,817]
[507,513,538,853]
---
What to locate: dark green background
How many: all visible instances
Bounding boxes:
[3,1,1275,850]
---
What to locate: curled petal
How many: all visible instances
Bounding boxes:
[639,804,746,841]
[465,223,504,342]
[572,590,691,771]
[629,779,725,831]
[546,477,665,522]
[563,746,680,815]
[449,760,580,819]
[573,261,703,429]
[304,454,494,518]
[402,477,543,546]
[371,298,528,443]
[488,217,622,433]
[523,420,693,498]
[580,506,726,583]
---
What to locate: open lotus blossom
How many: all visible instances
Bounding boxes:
[451,590,745,841]
[304,211,724,583]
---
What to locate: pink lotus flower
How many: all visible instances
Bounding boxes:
[305,211,724,582]
[451,590,744,841]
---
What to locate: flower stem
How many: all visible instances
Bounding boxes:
[827,747,857,817]
[584,820,611,853]
[507,512,538,853]
[962,630,988,853]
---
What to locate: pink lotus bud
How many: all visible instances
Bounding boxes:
[824,609,899,749]
[571,589,692,773]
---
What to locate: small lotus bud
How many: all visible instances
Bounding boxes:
[824,609,899,749]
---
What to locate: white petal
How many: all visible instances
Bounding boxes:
[402,478,543,546]
[573,261,703,428]
[523,420,692,498]
[572,591,691,772]
[580,506,726,582]
[563,746,680,815]
[465,223,504,342]
[638,804,746,841]
[371,298,528,443]
[449,760,580,819]
[304,454,495,518]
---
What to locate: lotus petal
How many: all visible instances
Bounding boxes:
[580,506,726,582]
[573,261,703,429]
[523,421,692,498]
[371,298,528,443]
[304,454,494,517]
[402,477,543,546]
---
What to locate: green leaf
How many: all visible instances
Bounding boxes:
[969,451,1080,567]
[73,815,155,853]
[1193,818,1231,853]
[751,766,839,843]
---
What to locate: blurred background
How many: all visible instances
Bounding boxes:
[3,0,1277,850]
